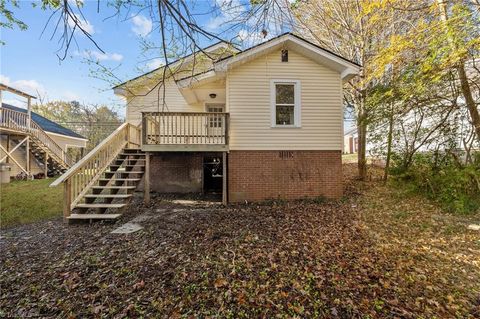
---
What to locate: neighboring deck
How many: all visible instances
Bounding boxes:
[142,112,229,152]
[0,106,74,175]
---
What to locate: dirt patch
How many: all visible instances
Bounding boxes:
[1,164,478,318]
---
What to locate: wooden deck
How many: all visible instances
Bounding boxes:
[0,107,73,175]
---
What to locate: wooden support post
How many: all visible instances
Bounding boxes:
[5,134,9,163]
[27,97,31,130]
[44,152,48,178]
[27,97,31,178]
[0,142,28,174]
[222,151,227,205]
[64,179,72,222]
[26,136,30,177]
[144,152,150,204]
[0,136,28,163]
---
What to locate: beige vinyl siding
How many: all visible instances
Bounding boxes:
[126,80,204,125]
[227,49,343,151]
[46,133,87,151]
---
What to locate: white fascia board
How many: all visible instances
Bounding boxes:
[45,130,88,141]
[341,67,360,82]
[287,36,360,72]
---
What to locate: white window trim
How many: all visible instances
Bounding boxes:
[270,79,301,128]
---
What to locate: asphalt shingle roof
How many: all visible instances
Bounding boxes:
[2,103,86,139]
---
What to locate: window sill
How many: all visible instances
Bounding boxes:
[271,125,302,129]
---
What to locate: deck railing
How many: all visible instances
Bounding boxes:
[0,107,74,166]
[50,123,141,218]
[142,112,229,146]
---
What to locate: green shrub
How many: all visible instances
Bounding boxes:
[391,152,480,214]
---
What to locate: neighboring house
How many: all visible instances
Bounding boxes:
[1,94,87,178]
[53,33,360,221]
[343,127,358,154]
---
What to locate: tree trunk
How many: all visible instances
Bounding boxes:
[383,104,394,181]
[437,0,480,142]
[357,95,367,180]
[457,65,480,142]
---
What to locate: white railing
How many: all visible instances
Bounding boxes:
[0,107,73,166]
[142,112,229,146]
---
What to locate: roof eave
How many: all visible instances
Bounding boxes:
[113,41,240,91]
[45,130,88,141]
[176,70,224,89]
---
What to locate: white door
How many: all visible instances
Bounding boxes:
[206,103,225,143]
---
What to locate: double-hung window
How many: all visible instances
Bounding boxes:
[271,80,301,127]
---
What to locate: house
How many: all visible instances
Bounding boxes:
[0,84,87,178]
[344,127,358,154]
[52,33,360,221]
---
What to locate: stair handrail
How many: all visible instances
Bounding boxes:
[50,123,141,219]
[0,107,73,167]
[30,121,74,166]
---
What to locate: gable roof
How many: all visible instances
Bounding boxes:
[113,40,240,91]
[115,33,361,96]
[219,33,360,67]
[214,33,361,81]
[2,103,87,140]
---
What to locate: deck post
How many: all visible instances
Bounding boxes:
[26,136,30,177]
[63,179,72,222]
[44,152,48,178]
[144,151,150,204]
[222,151,227,205]
[26,97,31,178]
[27,97,31,129]
[126,124,131,148]
[5,134,9,163]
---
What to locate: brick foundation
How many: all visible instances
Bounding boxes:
[227,150,342,202]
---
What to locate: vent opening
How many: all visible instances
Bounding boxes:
[281,49,288,62]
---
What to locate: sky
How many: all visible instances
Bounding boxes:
[0,0,225,118]
[0,0,354,129]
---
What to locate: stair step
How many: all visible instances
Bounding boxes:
[119,153,145,156]
[105,171,144,174]
[92,185,137,190]
[76,203,126,209]
[115,159,146,162]
[84,194,133,199]
[99,178,141,182]
[67,213,122,220]
[110,164,145,168]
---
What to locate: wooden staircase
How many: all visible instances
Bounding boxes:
[69,149,145,220]
[10,136,68,176]
[50,123,142,222]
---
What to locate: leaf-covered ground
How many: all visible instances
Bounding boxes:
[1,164,479,318]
